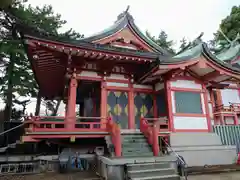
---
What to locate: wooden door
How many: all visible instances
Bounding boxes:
[107,91,128,129]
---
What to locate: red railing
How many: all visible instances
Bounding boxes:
[140,117,168,156]
[25,115,122,157]
[106,116,122,157]
[230,103,240,112]
[145,117,169,132]
[214,103,240,113]
[24,116,107,132]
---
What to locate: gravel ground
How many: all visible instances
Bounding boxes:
[188,171,240,180]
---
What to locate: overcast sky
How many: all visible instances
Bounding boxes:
[28,0,238,46]
[1,0,239,114]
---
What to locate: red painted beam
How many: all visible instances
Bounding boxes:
[202,71,221,81]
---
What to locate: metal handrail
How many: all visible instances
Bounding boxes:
[161,137,188,180]
[0,122,26,137]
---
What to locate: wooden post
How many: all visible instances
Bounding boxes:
[128,83,135,129]
[101,81,107,129]
[153,121,159,156]
[35,91,41,116]
[115,126,122,157]
[165,80,174,132]
[66,75,78,130]
[202,85,212,132]
[234,113,238,125]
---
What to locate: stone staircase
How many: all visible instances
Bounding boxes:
[126,161,180,180]
[104,132,181,180]
[105,132,153,157]
[122,133,154,157]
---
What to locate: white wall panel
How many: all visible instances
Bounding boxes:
[220,89,240,106]
[173,116,208,130]
[170,80,202,89]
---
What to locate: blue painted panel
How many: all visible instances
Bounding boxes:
[107,91,128,129]
[134,93,153,128]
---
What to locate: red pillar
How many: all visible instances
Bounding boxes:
[153,121,160,156]
[101,81,107,129]
[128,83,135,129]
[202,85,212,132]
[66,76,78,130]
[234,113,238,125]
[165,80,174,132]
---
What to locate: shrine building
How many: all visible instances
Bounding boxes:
[16,8,240,169]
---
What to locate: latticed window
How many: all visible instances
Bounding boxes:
[175,91,203,114]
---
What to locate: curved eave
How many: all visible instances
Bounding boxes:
[83,13,171,56]
[158,43,240,74]
[202,43,240,74]
[127,18,172,56]
[24,34,159,60]
[141,43,240,84]
[159,44,203,64]
[215,44,240,62]
[82,16,126,42]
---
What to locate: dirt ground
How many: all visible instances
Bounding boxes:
[188,171,240,180]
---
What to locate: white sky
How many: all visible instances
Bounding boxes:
[28,0,238,45]
[1,0,239,115]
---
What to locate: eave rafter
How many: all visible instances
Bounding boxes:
[26,44,68,98]
[25,38,155,64]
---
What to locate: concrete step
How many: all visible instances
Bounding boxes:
[122,147,152,154]
[127,162,171,171]
[122,143,150,148]
[123,135,145,139]
[122,152,154,157]
[130,174,180,180]
[128,168,176,178]
[122,138,147,143]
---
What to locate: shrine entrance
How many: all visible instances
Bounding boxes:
[107,91,129,129]
[134,92,154,129]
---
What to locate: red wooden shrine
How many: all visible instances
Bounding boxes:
[18,9,240,157]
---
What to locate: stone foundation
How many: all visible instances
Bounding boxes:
[169,132,237,167]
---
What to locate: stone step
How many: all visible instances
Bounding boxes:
[122,138,147,143]
[130,174,180,180]
[123,147,152,154]
[122,144,150,149]
[122,152,154,157]
[107,143,150,149]
[127,162,171,171]
[123,135,145,139]
[128,168,176,179]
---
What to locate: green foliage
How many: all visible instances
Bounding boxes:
[0,0,83,120]
[212,5,240,51]
[146,30,175,54]
[217,5,240,41]
[179,37,189,51]
[0,0,15,9]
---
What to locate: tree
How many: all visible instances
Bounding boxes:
[0,0,83,120]
[0,0,14,9]
[179,37,189,52]
[146,30,175,54]
[213,5,240,45]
